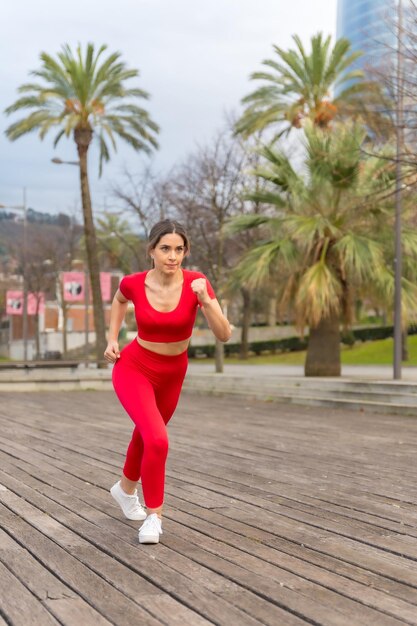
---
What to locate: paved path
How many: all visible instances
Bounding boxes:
[1,391,417,625]
[188,362,417,381]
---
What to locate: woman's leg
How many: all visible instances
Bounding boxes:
[148,371,186,518]
[155,373,186,425]
[118,372,186,512]
[113,361,169,513]
[120,471,140,496]
[121,426,144,492]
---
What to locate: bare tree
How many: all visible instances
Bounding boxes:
[113,164,173,242]
[167,129,250,370]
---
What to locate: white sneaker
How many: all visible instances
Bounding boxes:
[110,481,147,521]
[139,513,163,544]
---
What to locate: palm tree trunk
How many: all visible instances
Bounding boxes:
[268,296,277,327]
[215,339,224,373]
[75,129,106,365]
[240,287,251,359]
[305,313,341,377]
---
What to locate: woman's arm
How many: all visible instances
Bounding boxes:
[104,290,129,363]
[191,278,232,343]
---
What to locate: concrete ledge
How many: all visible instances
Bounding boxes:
[183,384,417,416]
[1,366,416,415]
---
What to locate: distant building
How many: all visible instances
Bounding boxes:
[0,272,122,360]
[337,0,396,75]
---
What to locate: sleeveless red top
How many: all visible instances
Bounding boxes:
[119,269,216,343]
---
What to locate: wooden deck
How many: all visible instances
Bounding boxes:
[0,390,416,626]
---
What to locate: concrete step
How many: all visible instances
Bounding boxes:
[183,375,417,415]
[1,367,416,416]
[184,384,417,412]
[183,386,417,416]
[185,379,417,406]
[186,374,417,396]
[0,367,111,383]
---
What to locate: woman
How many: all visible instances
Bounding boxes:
[104,219,231,544]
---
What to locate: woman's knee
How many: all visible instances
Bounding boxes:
[131,427,143,445]
[146,433,169,458]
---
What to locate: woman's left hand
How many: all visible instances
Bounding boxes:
[190,278,211,305]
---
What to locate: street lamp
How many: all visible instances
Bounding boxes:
[51,157,80,166]
[0,188,28,361]
[394,0,404,380]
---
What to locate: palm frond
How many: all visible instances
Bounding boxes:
[285,214,342,244]
[233,238,298,288]
[243,191,287,208]
[374,268,417,327]
[5,42,159,174]
[296,261,342,327]
[333,233,384,282]
[223,214,277,236]
[236,31,377,138]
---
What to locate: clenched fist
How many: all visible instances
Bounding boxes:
[104,340,120,364]
[190,278,211,306]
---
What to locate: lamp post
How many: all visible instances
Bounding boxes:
[394,0,404,380]
[84,268,90,364]
[0,188,28,361]
[51,157,80,166]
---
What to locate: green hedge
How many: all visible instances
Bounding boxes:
[188,324,417,358]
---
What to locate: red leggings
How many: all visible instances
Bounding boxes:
[112,339,188,508]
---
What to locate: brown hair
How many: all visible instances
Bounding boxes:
[147,219,190,266]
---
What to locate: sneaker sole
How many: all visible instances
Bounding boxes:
[110,486,147,521]
[139,534,160,544]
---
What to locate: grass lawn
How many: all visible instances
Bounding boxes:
[191,335,417,366]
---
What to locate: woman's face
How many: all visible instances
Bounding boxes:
[151,233,187,274]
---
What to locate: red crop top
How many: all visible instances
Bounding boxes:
[119,269,216,343]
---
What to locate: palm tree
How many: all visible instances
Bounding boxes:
[96,212,143,274]
[226,121,417,376]
[235,33,383,140]
[4,43,159,363]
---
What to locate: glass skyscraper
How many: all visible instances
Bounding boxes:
[337,0,396,72]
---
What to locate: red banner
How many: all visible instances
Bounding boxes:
[62,272,85,302]
[6,290,23,315]
[6,290,45,315]
[100,272,111,302]
[62,271,112,302]
[28,293,45,315]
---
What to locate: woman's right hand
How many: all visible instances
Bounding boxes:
[104,340,120,364]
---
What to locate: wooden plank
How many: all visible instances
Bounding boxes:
[0,560,60,626]
[0,529,112,626]
[0,451,413,626]
[0,451,289,625]
[0,483,265,626]
[167,456,417,553]
[1,390,417,626]
[4,414,417,542]
[167,470,417,606]
[0,504,162,626]
[0,462,309,626]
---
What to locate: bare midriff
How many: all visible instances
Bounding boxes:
[136,336,190,356]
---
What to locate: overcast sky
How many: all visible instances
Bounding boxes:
[0,0,336,216]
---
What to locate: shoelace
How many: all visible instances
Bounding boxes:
[126,496,142,512]
[141,515,163,535]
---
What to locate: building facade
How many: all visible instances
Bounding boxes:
[337,0,396,73]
